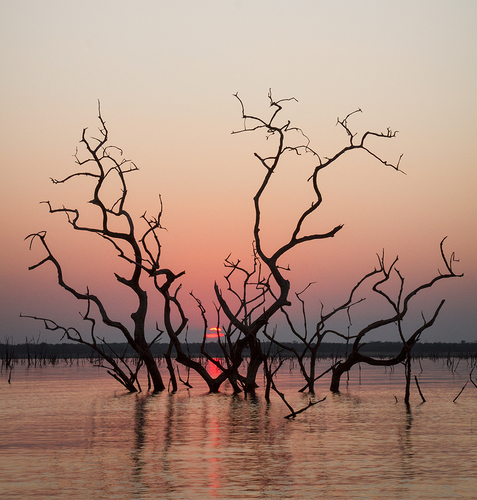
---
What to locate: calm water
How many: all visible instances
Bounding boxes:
[1,359,476,499]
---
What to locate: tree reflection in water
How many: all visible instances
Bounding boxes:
[1,360,476,499]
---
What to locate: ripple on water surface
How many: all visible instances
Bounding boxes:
[1,359,476,499]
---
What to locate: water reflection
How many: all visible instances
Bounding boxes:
[397,404,415,486]
[131,394,147,494]
[1,360,476,499]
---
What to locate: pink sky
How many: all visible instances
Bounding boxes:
[1,1,476,344]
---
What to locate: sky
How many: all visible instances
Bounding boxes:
[1,0,476,345]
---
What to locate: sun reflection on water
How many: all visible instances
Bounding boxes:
[0,360,476,499]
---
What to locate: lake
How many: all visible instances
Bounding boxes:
[1,358,476,499]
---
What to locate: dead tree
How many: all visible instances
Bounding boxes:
[25,103,177,392]
[155,249,268,394]
[21,312,142,392]
[328,238,462,397]
[267,266,382,395]
[25,94,417,398]
[211,91,404,394]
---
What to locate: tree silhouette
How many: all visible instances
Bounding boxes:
[24,93,461,405]
[25,104,170,392]
[209,91,405,394]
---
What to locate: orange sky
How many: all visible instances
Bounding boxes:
[1,1,476,344]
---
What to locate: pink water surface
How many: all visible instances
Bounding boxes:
[1,359,476,499]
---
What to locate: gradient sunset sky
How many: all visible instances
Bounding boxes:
[1,1,476,344]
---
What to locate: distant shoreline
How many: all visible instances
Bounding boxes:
[2,341,476,361]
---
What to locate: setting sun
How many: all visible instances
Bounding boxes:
[206,327,224,338]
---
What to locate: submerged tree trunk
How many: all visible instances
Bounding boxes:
[244,338,264,394]
[307,350,318,395]
[330,359,356,393]
[142,350,165,392]
[165,341,178,392]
